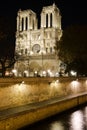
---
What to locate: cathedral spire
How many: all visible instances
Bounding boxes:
[53,1,56,6]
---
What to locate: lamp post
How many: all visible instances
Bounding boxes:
[28,52,30,77]
[41,52,44,76]
[42,52,43,70]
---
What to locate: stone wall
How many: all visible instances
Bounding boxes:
[0,77,87,110]
[0,93,87,130]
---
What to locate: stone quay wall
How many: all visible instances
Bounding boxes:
[0,93,87,130]
[0,77,87,110]
[0,77,87,129]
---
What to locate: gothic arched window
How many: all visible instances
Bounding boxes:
[22,18,24,31]
[25,17,28,30]
[50,47,52,53]
[21,49,23,54]
[25,48,27,54]
[50,13,52,27]
[46,14,48,28]
[33,19,34,29]
[46,48,48,53]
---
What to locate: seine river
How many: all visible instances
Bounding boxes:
[19,103,87,130]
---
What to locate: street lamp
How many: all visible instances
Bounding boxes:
[12,69,17,76]
[70,70,77,77]
[41,52,43,70]
[41,51,46,76]
[27,52,30,77]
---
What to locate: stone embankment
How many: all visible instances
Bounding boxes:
[0,77,87,129]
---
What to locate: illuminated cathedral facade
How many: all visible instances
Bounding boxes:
[14,3,62,77]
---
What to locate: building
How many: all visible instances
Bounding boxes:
[14,3,62,77]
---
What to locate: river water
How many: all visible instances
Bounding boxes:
[19,104,87,130]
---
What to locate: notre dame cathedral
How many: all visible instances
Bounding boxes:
[14,3,62,77]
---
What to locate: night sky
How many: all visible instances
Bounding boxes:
[0,0,87,30]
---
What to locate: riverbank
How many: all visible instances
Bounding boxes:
[0,77,87,111]
[0,77,87,129]
[0,92,87,130]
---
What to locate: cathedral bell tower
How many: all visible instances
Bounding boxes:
[17,9,38,32]
[41,3,61,29]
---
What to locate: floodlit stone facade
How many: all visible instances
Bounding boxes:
[14,3,62,77]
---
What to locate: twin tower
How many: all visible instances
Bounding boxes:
[14,3,62,77]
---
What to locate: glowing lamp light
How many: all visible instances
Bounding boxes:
[47,69,54,77]
[47,69,51,73]
[70,80,80,93]
[30,51,33,55]
[12,69,17,73]
[5,71,9,76]
[12,69,17,76]
[55,72,59,77]
[70,70,77,76]
[43,71,46,75]
[35,71,37,74]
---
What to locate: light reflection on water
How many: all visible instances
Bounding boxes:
[69,110,84,130]
[50,121,64,130]
[20,105,87,130]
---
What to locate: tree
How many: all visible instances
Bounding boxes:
[0,16,15,77]
[57,25,87,76]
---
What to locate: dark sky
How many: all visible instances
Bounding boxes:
[0,0,87,29]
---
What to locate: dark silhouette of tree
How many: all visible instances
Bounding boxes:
[0,16,15,77]
[57,25,87,76]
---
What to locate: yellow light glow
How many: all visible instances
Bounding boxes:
[5,71,9,76]
[50,121,64,130]
[12,69,17,73]
[13,81,27,93]
[70,80,80,93]
[85,80,87,85]
[70,70,77,76]
[50,80,59,88]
